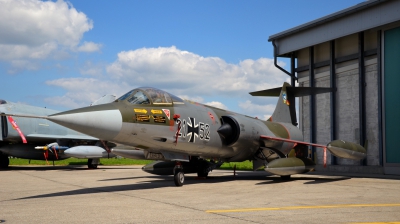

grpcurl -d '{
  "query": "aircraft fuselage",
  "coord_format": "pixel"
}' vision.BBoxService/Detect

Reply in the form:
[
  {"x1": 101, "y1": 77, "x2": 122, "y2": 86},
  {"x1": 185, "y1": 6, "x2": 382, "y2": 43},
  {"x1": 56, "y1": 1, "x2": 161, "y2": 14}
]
[{"x1": 48, "y1": 94, "x2": 303, "y2": 162}]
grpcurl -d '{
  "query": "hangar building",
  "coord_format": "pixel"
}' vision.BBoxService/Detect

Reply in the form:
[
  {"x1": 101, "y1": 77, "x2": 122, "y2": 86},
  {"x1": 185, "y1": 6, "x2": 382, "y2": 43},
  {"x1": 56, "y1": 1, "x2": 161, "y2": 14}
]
[{"x1": 268, "y1": 0, "x2": 400, "y2": 175}]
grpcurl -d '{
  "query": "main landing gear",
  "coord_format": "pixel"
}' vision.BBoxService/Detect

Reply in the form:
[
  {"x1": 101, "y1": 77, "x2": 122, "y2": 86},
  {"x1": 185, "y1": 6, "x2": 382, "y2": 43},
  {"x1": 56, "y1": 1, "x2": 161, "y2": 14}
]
[
  {"x1": 173, "y1": 162, "x2": 184, "y2": 187},
  {"x1": 87, "y1": 159, "x2": 99, "y2": 169},
  {"x1": 171, "y1": 159, "x2": 222, "y2": 186},
  {"x1": 196, "y1": 159, "x2": 211, "y2": 178},
  {"x1": 0, "y1": 154, "x2": 9, "y2": 169}
]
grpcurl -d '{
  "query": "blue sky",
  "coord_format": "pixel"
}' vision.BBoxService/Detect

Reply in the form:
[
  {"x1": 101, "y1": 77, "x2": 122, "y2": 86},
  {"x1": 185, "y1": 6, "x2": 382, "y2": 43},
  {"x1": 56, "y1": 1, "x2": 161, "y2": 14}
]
[{"x1": 1, "y1": 0, "x2": 364, "y2": 120}]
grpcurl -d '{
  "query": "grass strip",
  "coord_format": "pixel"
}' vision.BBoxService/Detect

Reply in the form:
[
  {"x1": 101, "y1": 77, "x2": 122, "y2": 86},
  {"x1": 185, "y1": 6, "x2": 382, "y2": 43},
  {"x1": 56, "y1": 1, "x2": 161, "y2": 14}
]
[
  {"x1": 9, "y1": 157, "x2": 153, "y2": 166},
  {"x1": 9, "y1": 158, "x2": 258, "y2": 170}
]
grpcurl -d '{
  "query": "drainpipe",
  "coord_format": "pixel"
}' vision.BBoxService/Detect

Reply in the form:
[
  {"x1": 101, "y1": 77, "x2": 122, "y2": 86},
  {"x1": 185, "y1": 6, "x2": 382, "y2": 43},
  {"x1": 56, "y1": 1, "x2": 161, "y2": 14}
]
[{"x1": 272, "y1": 40, "x2": 298, "y2": 82}]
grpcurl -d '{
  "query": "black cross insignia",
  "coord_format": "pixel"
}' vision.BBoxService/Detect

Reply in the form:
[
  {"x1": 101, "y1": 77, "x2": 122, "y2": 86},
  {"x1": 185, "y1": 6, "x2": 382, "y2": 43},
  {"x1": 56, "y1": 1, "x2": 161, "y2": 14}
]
[{"x1": 186, "y1": 117, "x2": 199, "y2": 142}]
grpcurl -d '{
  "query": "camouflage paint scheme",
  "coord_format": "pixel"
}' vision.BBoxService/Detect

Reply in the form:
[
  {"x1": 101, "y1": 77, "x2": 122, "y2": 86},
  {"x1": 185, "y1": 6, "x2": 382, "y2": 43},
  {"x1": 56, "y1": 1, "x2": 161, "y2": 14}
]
[{"x1": 2, "y1": 83, "x2": 366, "y2": 186}]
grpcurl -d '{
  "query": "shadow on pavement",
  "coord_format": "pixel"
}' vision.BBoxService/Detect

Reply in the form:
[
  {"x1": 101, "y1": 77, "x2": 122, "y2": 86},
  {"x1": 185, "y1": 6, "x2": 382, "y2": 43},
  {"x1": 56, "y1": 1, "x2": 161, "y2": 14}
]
[
  {"x1": 12, "y1": 172, "x2": 351, "y2": 201},
  {"x1": 0, "y1": 165, "x2": 142, "y2": 171}
]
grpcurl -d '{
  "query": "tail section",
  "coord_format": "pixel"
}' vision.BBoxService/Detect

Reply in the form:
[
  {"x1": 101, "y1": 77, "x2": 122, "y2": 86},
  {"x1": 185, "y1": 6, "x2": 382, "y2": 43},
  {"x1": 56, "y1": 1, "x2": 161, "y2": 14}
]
[
  {"x1": 250, "y1": 83, "x2": 295, "y2": 124},
  {"x1": 250, "y1": 82, "x2": 334, "y2": 125}
]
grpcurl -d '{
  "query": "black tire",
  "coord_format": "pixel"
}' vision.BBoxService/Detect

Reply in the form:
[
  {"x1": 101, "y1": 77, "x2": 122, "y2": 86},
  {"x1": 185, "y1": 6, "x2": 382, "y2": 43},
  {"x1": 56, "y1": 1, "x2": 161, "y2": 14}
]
[
  {"x1": 87, "y1": 159, "x2": 96, "y2": 169},
  {"x1": 197, "y1": 169, "x2": 209, "y2": 178},
  {"x1": 0, "y1": 155, "x2": 9, "y2": 169},
  {"x1": 196, "y1": 159, "x2": 210, "y2": 178},
  {"x1": 87, "y1": 159, "x2": 92, "y2": 168},
  {"x1": 280, "y1": 175, "x2": 291, "y2": 180},
  {"x1": 174, "y1": 171, "x2": 184, "y2": 186}
]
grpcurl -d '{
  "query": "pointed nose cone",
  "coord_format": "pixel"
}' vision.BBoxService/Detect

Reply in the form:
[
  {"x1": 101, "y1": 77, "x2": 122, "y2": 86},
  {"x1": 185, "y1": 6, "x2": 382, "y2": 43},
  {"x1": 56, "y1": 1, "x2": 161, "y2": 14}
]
[
  {"x1": 217, "y1": 123, "x2": 233, "y2": 140},
  {"x1": 48, "y1": 103, "x2": 122, "y2": 140}
]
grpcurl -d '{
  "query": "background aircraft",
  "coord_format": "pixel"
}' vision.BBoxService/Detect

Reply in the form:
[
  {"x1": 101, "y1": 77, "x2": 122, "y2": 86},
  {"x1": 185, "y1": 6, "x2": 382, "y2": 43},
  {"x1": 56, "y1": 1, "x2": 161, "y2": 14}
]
[
  {"x1": 0, "y1": 95, "x2": 117, "y2": 169},
  {"x1": 3, "y1": 83, "x2": 366, "y2": 186}
]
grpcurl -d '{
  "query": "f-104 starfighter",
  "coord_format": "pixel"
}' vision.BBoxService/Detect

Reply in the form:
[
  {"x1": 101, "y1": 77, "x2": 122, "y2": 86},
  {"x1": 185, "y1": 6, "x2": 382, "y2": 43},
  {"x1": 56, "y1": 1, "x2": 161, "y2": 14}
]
[{"x1": 3, "y1": 83, "x2": 366, "y2": 186}]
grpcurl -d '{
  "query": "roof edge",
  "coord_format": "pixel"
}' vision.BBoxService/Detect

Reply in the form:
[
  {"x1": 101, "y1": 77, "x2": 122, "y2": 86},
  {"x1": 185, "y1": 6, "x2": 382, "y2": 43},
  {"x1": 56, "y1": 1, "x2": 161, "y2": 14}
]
[{"x1": 268, "y1": 0, "x2": 385, "y2": 42}]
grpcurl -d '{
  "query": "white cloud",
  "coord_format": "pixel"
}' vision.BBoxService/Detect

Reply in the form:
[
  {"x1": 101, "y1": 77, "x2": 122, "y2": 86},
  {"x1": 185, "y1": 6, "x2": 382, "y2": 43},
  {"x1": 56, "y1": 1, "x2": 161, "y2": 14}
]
[
  {"x1": 238, "y1": 100, "x2": 276, "y2": 120},
  {"x1": 106, "y1": 46, "x2": 288, "y2": 96},
  {"x1": 0, "y1": 42, "x2": 58, "y2": 60},
  {"x1": 77, "y1": 41, "x2": 102, "y2": 53},
  {"x1": 8, "y1": 60, "x2": 40, "y2": 73},
  {"x1": 45, "y1": 46, "x2": 290, "y2": 110},
  {"x1": 44, "y1": 95, "x2": 84, "y2": 109},
  {"x1": 178, "y1": 95, "x2": 204, "y2": 103},
  {"x1": 176, "y1": 95, "x2": 228, "y2": 110},
  {"x1": 79, "y1": 61, "x2": 105, "y2": 76},
  {"x1": 0, "y1": 0, "x2": 100, "y2": 71},
  {"x1": 0, "y1": 0, "x2": 92, "y2": 48},
  {"x1": 45, "y1": 78, "x2": 131, "y2": 108},
  {"x1": 205, "y1": 101, "x2": 228, "y2": 110}
]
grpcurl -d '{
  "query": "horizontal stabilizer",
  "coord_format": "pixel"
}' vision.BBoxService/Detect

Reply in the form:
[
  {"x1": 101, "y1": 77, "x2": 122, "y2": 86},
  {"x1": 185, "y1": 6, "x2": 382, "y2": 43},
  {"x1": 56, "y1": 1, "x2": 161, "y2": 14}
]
[
  {"x1": 250, "y1": 86, "x2": 334, "y2": 97},
  {"x1": 260, "y1": 135, "x2": 367, "y2": 161}
]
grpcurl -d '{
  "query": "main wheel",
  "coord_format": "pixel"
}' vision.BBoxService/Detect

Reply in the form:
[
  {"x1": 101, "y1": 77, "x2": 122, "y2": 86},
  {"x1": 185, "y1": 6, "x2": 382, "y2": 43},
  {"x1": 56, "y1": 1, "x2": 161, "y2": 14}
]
[
  {"x1": 280, "y1": 175, "x2": 291, "y2": 180},
  {"x1": 174, "y1": 171, "x2": 184, "y2": 186},
  {"x1": 196, "y1": 159, "x2": 210, "y2": 178},
  {"x1": 197, "y1": 169, "x2": 209, "y2": 178},
  {"x1": 87, "y1": 159, "x2": 98, "y2": 169}
]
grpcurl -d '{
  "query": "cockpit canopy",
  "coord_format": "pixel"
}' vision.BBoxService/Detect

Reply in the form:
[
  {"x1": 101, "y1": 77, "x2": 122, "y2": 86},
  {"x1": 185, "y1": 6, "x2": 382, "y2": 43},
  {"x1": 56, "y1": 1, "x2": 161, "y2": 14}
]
[
  {"x1": 0, "y1": 99, "x2": 7, "y2": 104},
  {"x1": 117, "y1": 87, "x2": 184, "y2": 105}
]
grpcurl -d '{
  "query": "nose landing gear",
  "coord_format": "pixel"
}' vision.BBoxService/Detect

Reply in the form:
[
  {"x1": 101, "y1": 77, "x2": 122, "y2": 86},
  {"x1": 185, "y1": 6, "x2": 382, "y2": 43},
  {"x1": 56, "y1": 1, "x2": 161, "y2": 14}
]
[{"x1": 173, "y1": 162, "x2": 184, "y2": 186}]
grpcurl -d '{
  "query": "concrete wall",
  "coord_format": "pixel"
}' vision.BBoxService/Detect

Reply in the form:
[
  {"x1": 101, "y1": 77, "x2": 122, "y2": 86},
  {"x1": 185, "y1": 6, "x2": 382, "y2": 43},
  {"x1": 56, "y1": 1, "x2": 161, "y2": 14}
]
[
  {"x1": 297, "y1": 48, "x2": 309, "y2": 68},
  {"x1": 297, "y1": 32, "x2": 380, "y2": 166},
  {"x1": 365, "y1": 61, "x2": 380, "y2": 166},
  {"x1": 336, "y1": 34, "x2": 358, "y2": 58},
  {"x1": 315, "y1": 42, "x2": 330, "y2": 63},
  {"x1": 365, "y1": 29, "x2": 377, "y2": 51}
]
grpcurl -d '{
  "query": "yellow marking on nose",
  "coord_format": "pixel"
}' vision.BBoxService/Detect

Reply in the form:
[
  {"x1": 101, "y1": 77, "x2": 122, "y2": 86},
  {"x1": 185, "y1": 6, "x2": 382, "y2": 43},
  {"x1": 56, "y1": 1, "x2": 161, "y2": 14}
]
[
  {"x1": 205, "y1": 203, "x2": 400, "y2": 213},
  {"x1": 134, "y1": 109, "x2": 148, "y2": 114},
  {"x1": 151, "y1": 109, "x2": 162, "y2": 114}
]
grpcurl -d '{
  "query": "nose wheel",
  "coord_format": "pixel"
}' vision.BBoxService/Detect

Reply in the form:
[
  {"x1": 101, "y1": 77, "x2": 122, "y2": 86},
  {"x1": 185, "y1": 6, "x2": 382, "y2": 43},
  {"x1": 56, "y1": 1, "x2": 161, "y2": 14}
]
[
  {"x1": 174, "y1": 170, "x2": 184, "y2": 186},
  {"x1": 173, "y1": 162, "x2": 184, "y2": 187}
]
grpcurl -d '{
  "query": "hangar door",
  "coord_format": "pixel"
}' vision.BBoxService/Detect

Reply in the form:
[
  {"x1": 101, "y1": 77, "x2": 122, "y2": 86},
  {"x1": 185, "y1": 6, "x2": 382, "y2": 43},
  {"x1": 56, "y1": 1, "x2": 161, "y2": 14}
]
[{"x1": 384, "y1": 26, "x2": 400, "y2": 168}]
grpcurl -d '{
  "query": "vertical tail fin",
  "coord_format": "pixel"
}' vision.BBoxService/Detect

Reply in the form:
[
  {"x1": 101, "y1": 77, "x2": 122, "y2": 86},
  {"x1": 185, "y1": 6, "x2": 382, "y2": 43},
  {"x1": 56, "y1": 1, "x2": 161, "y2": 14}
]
[
  {"x1": 250, "y1": 82, "x2": 334, "y2": 125},
  {"x1": 273, "y1": 82, "x2": 297, "y2": 124}
]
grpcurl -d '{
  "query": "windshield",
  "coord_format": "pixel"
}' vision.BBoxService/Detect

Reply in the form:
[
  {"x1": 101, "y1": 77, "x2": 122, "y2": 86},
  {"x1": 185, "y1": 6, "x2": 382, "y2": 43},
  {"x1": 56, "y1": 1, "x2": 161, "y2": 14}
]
[
  {"x1": 142, "y1": 88, "x2": 172, "y2": 104},
  {"x1": 117, "y1": 87, "x2": 184, "y2": 105},
  {"x1": 118, "y1": 90, "x2": 135, "y2": 101},
  {"x1": 126, "y1": 91, "x2": 150, "y2": 104}
]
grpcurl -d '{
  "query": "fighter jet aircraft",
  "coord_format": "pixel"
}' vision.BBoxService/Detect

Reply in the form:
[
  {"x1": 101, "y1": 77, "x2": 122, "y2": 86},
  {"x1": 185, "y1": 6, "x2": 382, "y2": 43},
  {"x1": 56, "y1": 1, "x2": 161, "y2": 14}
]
[
  {"x1": 2, "y1": 83, "x2": 366, "y2": 186},
  {"x1": 0, "y1": 95, "x2": 117, "y2": 169}
]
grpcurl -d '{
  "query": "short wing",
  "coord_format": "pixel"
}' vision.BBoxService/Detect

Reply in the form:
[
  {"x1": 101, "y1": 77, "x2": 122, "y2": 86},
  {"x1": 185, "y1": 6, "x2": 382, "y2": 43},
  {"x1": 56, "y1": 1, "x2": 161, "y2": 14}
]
[
  {"x1": 260, "y1": 135, "x2": 366, "y2": 161},
  {"x1": 27, "y1": 134, "x2": 98, "y2": 141}
]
